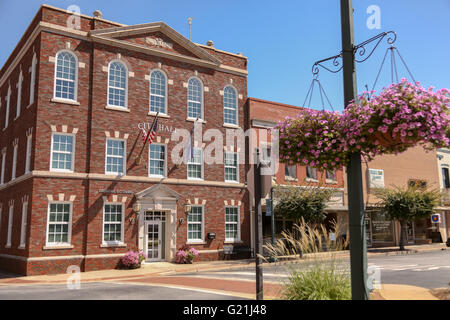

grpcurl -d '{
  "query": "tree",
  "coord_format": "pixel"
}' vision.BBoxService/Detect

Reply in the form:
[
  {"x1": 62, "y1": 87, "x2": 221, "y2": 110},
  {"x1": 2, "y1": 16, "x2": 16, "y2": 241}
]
[
  {"x1": 274, "y1": 185, "x2": 334, "y2": 224},
  {"x1": 374, "y1": 185, "x2": 441, "y2": 251}
]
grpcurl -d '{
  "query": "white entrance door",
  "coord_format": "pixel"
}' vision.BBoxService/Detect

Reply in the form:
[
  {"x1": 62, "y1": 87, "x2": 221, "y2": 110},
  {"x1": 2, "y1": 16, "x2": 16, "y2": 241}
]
[{"x1": 146, "y1": 221, "x2": 162, "y2": 261}]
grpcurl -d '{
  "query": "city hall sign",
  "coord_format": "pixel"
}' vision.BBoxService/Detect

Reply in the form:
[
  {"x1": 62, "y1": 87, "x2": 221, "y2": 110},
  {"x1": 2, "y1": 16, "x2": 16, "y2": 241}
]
[{"x1": 137, "y1": 122, "x2": 177, "y2": 133}]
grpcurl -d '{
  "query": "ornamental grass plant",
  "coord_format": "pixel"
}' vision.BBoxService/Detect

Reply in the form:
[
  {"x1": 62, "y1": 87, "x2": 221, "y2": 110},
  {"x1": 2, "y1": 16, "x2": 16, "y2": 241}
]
[{"x1": 262, "y1": 218, "x2": 351, "y2": 300}]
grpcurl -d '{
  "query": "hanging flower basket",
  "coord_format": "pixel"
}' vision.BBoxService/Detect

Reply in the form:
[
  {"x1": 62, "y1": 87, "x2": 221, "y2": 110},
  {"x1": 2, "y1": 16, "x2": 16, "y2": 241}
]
[
  {"x1": 276, "y1": 109, "x2": 348, "y2": 171},
  {"x1": 277, "y1": 79, "x2": 449, "y2": 171},
  {"x1": 342, "y1": 79, "x2": 450, "y2": 158}
]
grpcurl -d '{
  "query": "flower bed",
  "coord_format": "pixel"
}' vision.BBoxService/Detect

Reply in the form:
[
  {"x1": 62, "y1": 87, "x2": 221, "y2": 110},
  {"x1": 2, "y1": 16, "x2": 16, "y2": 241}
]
[
  {"x1": 121, "y1": 250, "x2": 147, "y2": 269},
  {"x1": 277, "y1": 79, "x2": 450, "y2": 169},
  {"x1": 175, "y1": 245, "x2": 199, "y2": 264}
]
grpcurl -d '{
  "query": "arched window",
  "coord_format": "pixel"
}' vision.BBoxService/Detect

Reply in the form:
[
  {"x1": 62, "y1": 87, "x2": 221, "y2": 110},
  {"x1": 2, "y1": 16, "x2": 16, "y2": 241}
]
[
  {"x1": 107, "y1": 61, "x2": 127, "y2": 108},
  {"x1": 149, "y1": 70, "x2": 167, "y2": 114},
  {"x1": 224, "y1": 86, "x2": 237, "y2": 125},
  {"x1": 54, "y1": 51, "x2": 77, "y2": 101},
  {"x1": 187, "y1": 77, "x2": 203, "y2": 119}
]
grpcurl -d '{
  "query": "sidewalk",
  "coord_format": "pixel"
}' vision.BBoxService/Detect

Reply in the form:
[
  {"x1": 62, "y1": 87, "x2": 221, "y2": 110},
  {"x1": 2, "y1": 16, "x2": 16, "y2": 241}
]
[{"x1": 0, "y1": 243, "x2": 446, "y2": 300}]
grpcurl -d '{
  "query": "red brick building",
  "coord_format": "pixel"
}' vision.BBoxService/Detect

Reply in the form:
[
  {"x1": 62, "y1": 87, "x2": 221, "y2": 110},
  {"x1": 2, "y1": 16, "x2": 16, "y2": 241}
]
[
  {"x1": 244, "y1": 98, "x2": 347, "y2": 243},
  {"x1": 0, "y1": 5, "x2": 250, "y2": 275}
]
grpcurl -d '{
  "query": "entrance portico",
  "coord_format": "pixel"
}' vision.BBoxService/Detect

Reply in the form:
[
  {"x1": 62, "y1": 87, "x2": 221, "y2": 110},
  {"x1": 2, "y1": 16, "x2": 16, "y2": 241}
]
[{"x1": 135, "y1": 184, "x2": 182, "y2": 262}]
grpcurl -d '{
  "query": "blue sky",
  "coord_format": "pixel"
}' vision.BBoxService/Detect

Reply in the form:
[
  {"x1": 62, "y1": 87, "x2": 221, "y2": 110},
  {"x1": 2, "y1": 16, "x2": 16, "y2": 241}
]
[{"x1": 0, "y1": 0, "x2": 449, "y2": 110}]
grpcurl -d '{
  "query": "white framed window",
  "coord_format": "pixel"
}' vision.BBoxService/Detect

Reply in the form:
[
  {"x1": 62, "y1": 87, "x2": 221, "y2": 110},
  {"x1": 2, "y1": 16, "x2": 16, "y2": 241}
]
[
  {"x1": 187, "y1": 148, "x2": 203, "y2": 180},
  {"x1": 149, "y1": 143, "x2": 166, "y2": 178},
  {"x1": 16, "y1": 70, "x2": 23, "y2": 119},
  {"x1": 187, "y1": 205, "x2": 204, "y2": 242},
  {"x1": 102, "y1": 203, "x2": 124, "y2": 244},
  {"x1": 1, "y1": 150, "x2": 6, "y2": 185},
  {"x1": 4, "y1": 85, "x2": 11, "y2": 128},
  {"x1": 285, "y1": 165, "x2": 297, "y2": 180},
  {"x1": 187, "y1": 77, "x2": 203, "y2": 120},
  {"x1": 25, "y1": 134, "x2": 32, "y2": 173},
  {"x1": 223, "y1": 85, "x2": 238, "y2": 125},
  {"x1": 225, "y1": 152, "x2": 238, "y2": 182},
  {"x1": 46, "y1": 202, "x2": 72, "y2": 246},
  {"x1": 11, "y1": 144, "x2": 17, "y2": 180},
  {"x1": 54, "y1": 50, "x2": 78, "y2": 101},
  {"x1": 306, "y1": 166, "x2": 318, "y2": 180},
  {"x1": 19, "y1": 201, "x2": 28, "y2": 248},
  {"x1": 326, "y1": 170, "x2": 337, "y2": 182},
  {"x1": 105, "y1": 138, "x2": 126, "y2": 175},
  {"x1": 225, "y1": 206, "x2": 240, "y2": 242},
  {"x1": 107, "y1": 61, "x2": 128, "y2": 108},
  {"x1": 149, "y1": 69, "x2": 167, "y2": 114},
  {"x1": 29, "y1": 52, "x2": 37, "y2": 105},
  {"x1": 6, "y1": 203, "x2": 13, "y2": 247},
  {"x1": 50, "y1": 133, "x2": 75, "y2": 172}
]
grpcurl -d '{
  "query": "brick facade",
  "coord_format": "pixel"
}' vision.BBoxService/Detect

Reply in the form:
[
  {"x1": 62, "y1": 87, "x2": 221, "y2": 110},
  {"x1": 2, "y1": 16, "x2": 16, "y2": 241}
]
[{"x1": 0, "y1": 5, "x2": 250, "y2": 275}]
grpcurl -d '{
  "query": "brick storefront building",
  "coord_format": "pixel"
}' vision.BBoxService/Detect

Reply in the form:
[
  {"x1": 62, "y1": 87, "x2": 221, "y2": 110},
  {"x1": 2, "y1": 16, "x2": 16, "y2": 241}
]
[
  {"x1": 244, "y1": 98, "x2": 347, "y2": 244},
  {"x1": 0, "y1": 5, "x2": 250, "y2": 275}
]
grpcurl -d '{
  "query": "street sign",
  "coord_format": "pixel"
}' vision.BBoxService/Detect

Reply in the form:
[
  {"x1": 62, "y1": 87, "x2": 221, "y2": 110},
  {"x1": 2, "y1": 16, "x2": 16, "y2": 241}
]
[
  {"x1": 431, "y1": 214, "x2": 441, "y2": 223},
  {"x1": 265, "y1": 199, "x2": 272, "y2": 216}
]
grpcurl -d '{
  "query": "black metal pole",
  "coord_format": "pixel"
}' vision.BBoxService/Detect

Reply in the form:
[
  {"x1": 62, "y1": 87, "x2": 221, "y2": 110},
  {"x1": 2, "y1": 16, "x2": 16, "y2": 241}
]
[
  {"x1": 254, "y1": 149, "x2": 263, "y2": 300},
  {"x1": 340, "y1": 0, "x2": 369, "y2": 300},
  {"x1": 270, "y1": 187, "x2": 275, "y2": 246}
]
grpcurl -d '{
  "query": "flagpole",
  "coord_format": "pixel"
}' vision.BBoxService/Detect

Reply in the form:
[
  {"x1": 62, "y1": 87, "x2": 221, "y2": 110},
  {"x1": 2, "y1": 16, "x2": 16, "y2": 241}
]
[{"x1": 135, "y1": 111, "x2": 159, "y2": 165}]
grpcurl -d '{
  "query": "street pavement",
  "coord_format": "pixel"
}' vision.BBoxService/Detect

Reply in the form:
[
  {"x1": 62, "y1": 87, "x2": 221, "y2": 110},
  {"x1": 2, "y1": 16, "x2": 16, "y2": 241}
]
[{"x1": 0, "y1": 249, "x2": 447, "y2": 300}]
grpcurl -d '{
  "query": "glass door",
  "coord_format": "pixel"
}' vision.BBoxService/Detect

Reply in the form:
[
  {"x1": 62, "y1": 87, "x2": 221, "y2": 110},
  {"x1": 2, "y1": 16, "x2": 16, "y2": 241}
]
[
  {"x1": 406, "y1": 221, "x2": 415, "y2": 244},
  {"x1": 146, "y1": 221, "x2": 161, "y2": 261}
]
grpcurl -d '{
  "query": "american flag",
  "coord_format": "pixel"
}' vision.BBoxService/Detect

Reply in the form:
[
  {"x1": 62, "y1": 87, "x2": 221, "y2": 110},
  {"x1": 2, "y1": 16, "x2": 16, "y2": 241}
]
[{"x1": 142, "y1": 118, "x2": 158, "y2": 144}]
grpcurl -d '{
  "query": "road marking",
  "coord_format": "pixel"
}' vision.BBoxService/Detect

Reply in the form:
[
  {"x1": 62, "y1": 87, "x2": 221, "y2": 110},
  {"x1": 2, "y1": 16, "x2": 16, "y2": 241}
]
[{"x1": 205, "y1": 271, "x2": 290, "y2": 278}]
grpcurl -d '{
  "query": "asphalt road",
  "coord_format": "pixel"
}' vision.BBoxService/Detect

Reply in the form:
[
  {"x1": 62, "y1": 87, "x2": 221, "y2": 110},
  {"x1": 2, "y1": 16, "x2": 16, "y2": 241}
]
[
  {"x1": 0, "y1": 250, "x2": 447, "y2": 299},
  {"x1": 0, "y1": 282, "x2": 248, "y2": 300},
  {"x1": 178, "y1": 250, "x2": 450, "y2": 289}
]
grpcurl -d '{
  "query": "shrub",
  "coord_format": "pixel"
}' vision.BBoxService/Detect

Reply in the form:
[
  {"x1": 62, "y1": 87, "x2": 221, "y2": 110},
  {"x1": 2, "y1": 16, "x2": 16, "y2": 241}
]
[
  {"x1": 175, "y1": 245, "x2": 199, "y2": 264},
  {"x1": 282, "y1": 261, "x2": 351, "y2": 300},
  {"x1": 121, "y1": 250, "x2": 146, "y2": 269}
]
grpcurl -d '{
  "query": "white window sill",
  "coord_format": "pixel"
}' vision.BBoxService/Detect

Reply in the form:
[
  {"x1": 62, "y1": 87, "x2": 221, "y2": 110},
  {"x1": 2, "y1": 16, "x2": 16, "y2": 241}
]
[
  {"x1": 5, "y1": 245, "x2": 11, "y2": 248},
  {"x1": 225, "y1": 180, "x2": 239, "y2": 184},
  {"x1": 285, "y1": 177, "x2": 298, "y2": 182},
  {"x1": 305, "y1": 178, "x2": 319, "y2": 183},
  {"x1": 105, "y1": 172, "x2": 126, "y2": 177},
  {"x1": 149, "y1": 175, "x2": 166, "y2": 179},
  {"x1": 100, "y1": 243, "x2": 127, "y2": 248},
  {"x1": 50, "y1": 169, "x2": 74, "y2": 173},
  {"x1": 224, "y1": 240, "x2": 243, "y2": 244},
  {"x1": 187, "y1": 240, "x2": 207, "y2": 245},
  {"x1": 326, "y1": 179, "x2": 338, "y2": 184},
  {"x1": 43, "y1": 245, "x2": 74, "y2": 250},
  {"x1": 105, "y1": 105, "x2": 130, "y2": 112},
  {"x1": 51, "y1": 98, "x2": 80, "y2": 106},
  {"x1": 223, "y1": 123, "x2": 240, "y2": 129},
  {"x1": 148, "y1": 112, "x2": 169, "y2": 118},
  {"x1": 186, "y1": 118, "x2": 206, "y2": 124},
  {"x1": 18, "y1": 245, "x2": 25, "y2": 250},
  {"x1": 187, "y1": 178, "x2": 204, "y2": 181}
]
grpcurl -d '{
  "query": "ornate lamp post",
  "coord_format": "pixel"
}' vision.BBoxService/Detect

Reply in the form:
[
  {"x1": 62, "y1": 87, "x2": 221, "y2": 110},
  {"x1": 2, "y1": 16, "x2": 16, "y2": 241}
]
[{"x1": 311, "y1": 0, "x2": 398, "y2": 299}]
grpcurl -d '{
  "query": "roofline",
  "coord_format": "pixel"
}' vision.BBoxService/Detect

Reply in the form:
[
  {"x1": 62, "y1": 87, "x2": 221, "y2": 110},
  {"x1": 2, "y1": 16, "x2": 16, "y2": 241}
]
[
  {"x1": 195, "y1": 43, "x2": 248, "y2": 60},
  {"x1": 41, "y1": 4, "x2": 126, "y2": 27},
  {"x1": 246, "y1": 97, "x2": 304, "y2": 111}
]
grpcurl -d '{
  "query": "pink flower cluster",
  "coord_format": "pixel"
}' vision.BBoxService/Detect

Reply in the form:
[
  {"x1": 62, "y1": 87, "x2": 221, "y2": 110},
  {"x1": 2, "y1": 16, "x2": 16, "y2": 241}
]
[
  {"x1": 342, "y1": 79, "x2": 449, "y2": 158},
  {"x1": 121, "y1": 250, "x2": 146, "y2": 269},
  {"x1": 277, "y1": 79, "x2": 449, "y2": 170},
  {"x1": 276, "y1": 108, "x2": 348, "y2": 171},
  {"x1": 175, "y1": 246, "x2": 199, "y2": 264}
]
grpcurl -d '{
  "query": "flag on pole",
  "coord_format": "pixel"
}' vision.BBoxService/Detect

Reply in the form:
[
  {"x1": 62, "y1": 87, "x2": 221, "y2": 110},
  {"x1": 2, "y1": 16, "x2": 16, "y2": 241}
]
[
  {"x1": 142, "y1": 118, "x2": 159, "y2": 145},
  {"x1": 184, "y1": 125, "x2": 194, "y2": 163}
]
